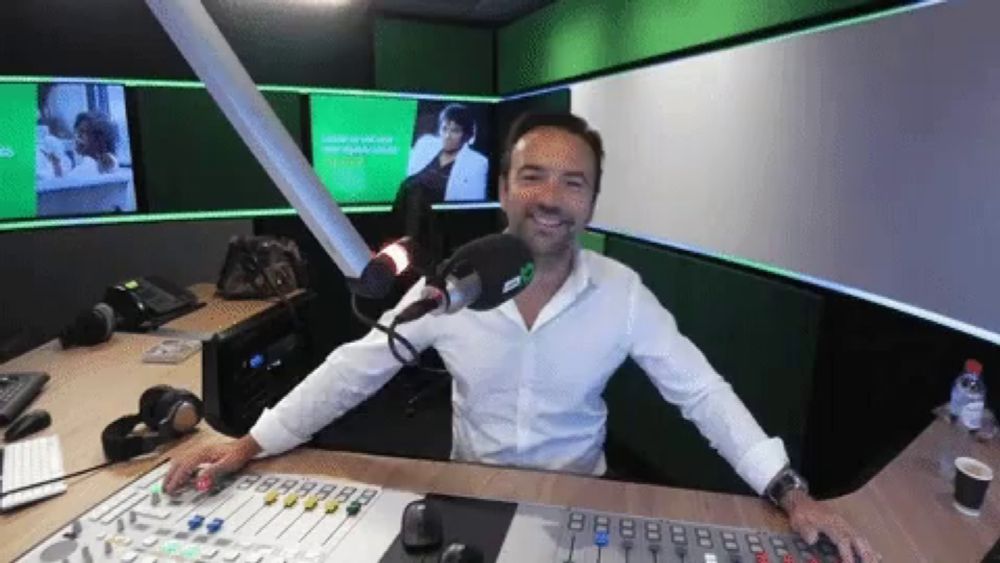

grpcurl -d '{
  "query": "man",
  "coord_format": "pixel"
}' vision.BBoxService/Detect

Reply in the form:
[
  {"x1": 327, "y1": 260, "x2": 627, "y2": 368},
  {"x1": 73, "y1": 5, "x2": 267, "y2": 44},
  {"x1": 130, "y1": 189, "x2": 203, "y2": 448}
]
[{"x1": 166, "y1": 113, "x2": 878, "y2": 562}]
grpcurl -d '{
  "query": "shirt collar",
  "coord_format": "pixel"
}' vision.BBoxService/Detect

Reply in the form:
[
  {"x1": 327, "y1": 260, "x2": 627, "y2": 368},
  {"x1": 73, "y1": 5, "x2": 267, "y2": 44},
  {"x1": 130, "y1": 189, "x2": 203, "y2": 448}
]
[{"x1": 497, "y1": 245, "x2": 599, "y2": 331}]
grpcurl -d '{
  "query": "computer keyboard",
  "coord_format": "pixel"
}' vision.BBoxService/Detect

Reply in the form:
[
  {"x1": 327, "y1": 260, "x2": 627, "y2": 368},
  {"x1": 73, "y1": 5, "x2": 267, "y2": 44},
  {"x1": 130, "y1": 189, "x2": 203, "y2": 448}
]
[
  {"x1": 0, "y1": 371, "x2": 49, "y2": 425},
  {"x1": 0, "y1": 435, "x2": 66, "y2": 511}
]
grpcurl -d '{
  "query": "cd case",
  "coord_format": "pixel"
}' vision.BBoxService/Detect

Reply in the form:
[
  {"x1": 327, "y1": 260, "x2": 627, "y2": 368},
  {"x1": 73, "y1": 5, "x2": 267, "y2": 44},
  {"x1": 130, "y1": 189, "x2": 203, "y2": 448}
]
[{"x1": 142, "y1": 339, "x2": 202, "y2": 364}]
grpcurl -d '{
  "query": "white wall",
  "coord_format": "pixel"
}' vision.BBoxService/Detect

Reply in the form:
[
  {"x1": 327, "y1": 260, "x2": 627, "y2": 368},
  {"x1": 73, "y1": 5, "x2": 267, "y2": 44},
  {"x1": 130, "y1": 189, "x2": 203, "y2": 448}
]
[{"x1": 572, "y1": 0, "x2": 1000, "y2": 336}]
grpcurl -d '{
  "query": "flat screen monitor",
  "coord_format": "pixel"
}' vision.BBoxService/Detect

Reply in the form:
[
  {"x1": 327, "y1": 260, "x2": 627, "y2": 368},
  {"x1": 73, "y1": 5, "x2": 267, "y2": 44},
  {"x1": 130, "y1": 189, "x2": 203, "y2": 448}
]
[
  {"x1": 309, "y1": 94, "x2": 492, "y2": 205},
  {"x1": 0, "y1": 81, "x2": 137, "y2": 220}
]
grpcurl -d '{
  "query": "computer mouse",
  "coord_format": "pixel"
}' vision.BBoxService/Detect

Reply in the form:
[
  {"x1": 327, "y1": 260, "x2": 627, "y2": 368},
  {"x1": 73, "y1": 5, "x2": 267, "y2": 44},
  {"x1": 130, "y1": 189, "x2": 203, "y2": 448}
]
[
  {"x1": 439, "y1": 543, "x2": 484, "y2": 563},
  {"x1": 401, "y1": 499, "x2": 443, "y2": 551},
  {"x1": 4, "y1": 409, "x2": 52, "y2": 441}
]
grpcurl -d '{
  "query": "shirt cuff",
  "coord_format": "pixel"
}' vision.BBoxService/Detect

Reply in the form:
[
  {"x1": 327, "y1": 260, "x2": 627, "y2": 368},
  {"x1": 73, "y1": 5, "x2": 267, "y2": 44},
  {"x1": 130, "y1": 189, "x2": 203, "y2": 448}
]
[
  {"x1": 734, "y1": 437, "x2": 790, "y2": 495},
  {"x1": 249, "y1": 407, "x2": 309, "y2": 456}
]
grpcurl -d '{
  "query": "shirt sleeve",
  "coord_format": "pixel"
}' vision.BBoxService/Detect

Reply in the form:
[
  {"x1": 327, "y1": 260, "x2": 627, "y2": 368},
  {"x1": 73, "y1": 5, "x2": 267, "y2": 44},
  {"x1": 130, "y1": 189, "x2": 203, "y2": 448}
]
[
  {"x1": 626, "y1": 276, "x2": 789, "y2": 495},
  {"x1": 250, "y1": 279, "x2": 438, "y2": 455}
]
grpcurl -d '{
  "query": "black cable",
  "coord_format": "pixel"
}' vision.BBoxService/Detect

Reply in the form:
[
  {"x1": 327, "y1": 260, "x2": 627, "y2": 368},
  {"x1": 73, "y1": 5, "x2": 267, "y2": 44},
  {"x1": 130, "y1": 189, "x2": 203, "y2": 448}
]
[
  {"x1": 350, "y1": 293, "x2": 420, "y2": 367},
  {"x1": 0, "y1": 460, "x2": 116, "y2": 498},
  {"x1": 388, "y1": 317, "x2": 448, "y2": 376},
  {"x1": 349, "y1": 294, "x2": 448, "y2": 375}
]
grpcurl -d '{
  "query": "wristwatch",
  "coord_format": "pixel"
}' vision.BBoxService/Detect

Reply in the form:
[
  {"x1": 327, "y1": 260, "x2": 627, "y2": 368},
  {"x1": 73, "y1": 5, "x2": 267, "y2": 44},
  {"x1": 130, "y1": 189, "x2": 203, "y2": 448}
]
[{"x1": 764, "y1": 465, "x2": 809, "y2": 507}]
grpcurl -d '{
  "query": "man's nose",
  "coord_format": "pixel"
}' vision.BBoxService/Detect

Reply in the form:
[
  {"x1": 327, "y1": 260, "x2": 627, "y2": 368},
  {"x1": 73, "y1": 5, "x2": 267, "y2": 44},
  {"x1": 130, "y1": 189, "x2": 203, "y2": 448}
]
[{"x1": 534, "y1": 176, "x2": 562, "y2": 205}]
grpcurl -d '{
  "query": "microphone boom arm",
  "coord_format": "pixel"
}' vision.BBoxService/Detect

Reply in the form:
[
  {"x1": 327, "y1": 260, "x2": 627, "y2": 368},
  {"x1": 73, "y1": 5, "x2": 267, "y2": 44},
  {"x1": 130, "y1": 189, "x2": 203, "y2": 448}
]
[{"x1": 144, "y1": 0, "x2": 371, "y2": 280}]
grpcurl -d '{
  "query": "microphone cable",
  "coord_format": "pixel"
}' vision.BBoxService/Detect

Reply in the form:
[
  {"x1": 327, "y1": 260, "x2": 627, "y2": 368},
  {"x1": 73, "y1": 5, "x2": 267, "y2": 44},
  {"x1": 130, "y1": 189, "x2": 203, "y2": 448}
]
[{"x1": 349, "y1": 293, "x2": 447, "y2": 375}]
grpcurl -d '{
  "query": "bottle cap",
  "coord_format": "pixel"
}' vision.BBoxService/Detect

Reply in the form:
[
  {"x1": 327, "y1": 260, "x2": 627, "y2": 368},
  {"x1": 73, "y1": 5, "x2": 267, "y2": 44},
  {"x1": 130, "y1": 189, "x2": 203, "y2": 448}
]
[{"x1": 965, "y1": 359, "x2": 983, "y2": 375}]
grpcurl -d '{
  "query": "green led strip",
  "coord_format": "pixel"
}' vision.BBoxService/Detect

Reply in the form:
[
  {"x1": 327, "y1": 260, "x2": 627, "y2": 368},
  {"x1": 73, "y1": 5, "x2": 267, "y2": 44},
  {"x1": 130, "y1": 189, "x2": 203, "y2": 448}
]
[
  {"x1": 0, "y1": 75, "x2": 500, "y2": 103},
  {"x1": 0, "y1": 202, "x2": 499, "y2": 232},
  {"x1": 0, "y1": 1, "x2": 935, "y2": 232}
]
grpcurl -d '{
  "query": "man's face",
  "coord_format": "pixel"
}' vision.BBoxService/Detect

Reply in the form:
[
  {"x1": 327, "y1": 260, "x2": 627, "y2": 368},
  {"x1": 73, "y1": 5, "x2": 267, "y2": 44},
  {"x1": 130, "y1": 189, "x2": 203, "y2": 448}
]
[
  {"x1": 440, "y1": 120, "x2": 466, "y2": 153},
  {"x1": 500, "y1": 127, "x2": 597, "y2": 260}
]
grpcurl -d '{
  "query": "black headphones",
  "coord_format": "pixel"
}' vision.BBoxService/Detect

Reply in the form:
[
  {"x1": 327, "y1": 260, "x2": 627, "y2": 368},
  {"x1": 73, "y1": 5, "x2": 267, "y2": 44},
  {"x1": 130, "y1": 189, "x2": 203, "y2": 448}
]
[
  {"x1": 101, "y1": 385, "x2": 204, "y2": 462},
  {"x1": 60, "y1": 302, "x2": 118, "y2": 348}
]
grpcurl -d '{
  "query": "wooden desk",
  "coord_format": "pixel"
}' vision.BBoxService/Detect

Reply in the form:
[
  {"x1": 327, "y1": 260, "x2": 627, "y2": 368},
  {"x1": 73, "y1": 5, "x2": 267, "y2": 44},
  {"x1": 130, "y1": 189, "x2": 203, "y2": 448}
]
[
  {"x1": 158, "y1": 283, "x2": 304, "y2": 338},
  {"x1": 2, "y1": 307, "x2": 998, "y2": 561}
]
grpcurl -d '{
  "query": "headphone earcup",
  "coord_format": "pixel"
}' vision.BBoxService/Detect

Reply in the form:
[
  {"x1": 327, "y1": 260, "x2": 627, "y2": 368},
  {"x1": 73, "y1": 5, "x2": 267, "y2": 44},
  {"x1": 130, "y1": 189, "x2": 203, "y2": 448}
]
[
  {"x1": 103, "y1": 386, "x2": 203, "y2": 463},
  {"x1": 167, "y1": 390, "x2": 204, "y2": 435},
  {"x1": 145, "y1": 386, "x2": 204, "y2": 436},
  {"x1": 59, "y1": 303, "x2": 116, "y2": 348},
  {"x1": 139, "y1": 384, "x2": 173, "y2": 429}
]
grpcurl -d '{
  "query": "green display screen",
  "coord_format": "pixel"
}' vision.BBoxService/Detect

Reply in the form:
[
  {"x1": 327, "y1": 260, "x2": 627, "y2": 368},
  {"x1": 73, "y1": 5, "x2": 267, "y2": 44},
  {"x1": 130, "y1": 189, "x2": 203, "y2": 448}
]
[
  {"x1": 0, "y1": 83, "x2": 40, "y2": 219},
  {"x1": 0, "y1": 80, "x2": 138, "y2": 222},
  {"x1": 311, "y1": 95, "x2": 418, "y2": 204},
  {"x1": 310, "y1": 94, "x2": 493, "y2": 204}
]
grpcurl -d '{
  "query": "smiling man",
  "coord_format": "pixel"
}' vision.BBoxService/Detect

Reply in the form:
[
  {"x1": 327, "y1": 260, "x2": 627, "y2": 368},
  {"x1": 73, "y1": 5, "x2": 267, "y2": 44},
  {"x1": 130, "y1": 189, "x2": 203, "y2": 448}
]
[{"x1": 166, "y1": 112, "x2": 878, "y2": 563}]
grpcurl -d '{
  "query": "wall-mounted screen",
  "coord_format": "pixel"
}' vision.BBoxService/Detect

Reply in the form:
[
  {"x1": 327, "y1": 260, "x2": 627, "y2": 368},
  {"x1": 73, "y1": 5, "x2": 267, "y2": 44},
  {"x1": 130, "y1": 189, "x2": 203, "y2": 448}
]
[
  {"x1": 310, "y1": 94, "x2": 492, "y2": 204},
  {"x1": 0, "y1": 81, "x2": 137, "y2": 220}
]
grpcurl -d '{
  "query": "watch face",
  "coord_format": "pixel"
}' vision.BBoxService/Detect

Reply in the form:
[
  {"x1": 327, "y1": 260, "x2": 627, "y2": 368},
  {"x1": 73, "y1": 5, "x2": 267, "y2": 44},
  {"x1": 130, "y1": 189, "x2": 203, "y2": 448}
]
[{"x1": 767, "y1": 469, "x2": 807, "y2": 504}]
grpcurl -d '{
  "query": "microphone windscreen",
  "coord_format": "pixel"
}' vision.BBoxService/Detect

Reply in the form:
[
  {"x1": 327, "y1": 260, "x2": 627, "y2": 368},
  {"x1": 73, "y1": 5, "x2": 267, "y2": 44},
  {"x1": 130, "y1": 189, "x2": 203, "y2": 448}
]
[{"x1": 441, "y1": 233, "x2": 534, "y2": 311}]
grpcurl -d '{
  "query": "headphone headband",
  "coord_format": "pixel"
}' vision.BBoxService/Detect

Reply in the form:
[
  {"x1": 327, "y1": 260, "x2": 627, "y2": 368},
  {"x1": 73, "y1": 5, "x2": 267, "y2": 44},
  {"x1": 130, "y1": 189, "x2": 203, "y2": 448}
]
[{"x1": 101, "y1": 386, "x2": 202, "y2": 462}]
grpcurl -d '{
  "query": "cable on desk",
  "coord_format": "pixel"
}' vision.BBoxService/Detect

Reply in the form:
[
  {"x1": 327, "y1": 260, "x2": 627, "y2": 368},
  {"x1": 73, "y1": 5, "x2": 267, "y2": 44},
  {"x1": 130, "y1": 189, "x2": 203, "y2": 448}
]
[{"x1": 0, "y1": 460, "x2": 116, "y2": 498}]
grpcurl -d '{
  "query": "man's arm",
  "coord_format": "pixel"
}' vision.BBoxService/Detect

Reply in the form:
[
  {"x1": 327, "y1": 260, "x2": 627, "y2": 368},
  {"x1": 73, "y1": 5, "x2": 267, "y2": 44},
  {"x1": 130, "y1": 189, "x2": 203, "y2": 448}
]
[
  {"x1": 626, "y1": 278, "x2": 878, "y2": 562},
  {"x1": 164, "y1": 279, "x2": 437, "y2": 492},
  {"x1": 625, "y1": 278, "x2": 788, "y2": 495},
  {"x1": 250, "y1": 279, "x2": 438, "y2": 455}
]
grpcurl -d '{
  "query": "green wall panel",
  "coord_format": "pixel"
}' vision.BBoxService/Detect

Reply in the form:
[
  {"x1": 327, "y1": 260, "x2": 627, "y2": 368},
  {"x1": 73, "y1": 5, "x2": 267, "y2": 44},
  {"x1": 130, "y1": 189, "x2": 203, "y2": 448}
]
[
  {"x1": 375, "y1": 18, "x2": 494, "y2": 95},
  {"x1": 602, "y1": 235, "x2": 823, "y2": 494},
  {"x1": 579, "y1": 230, "x2": 606, "y2": 254},
  {"x1": 498, "y1": 0, "x2": 905, "y2": 93},
  {"x1": 136, "y1": 88, "x2": 301, "y2": 213}
]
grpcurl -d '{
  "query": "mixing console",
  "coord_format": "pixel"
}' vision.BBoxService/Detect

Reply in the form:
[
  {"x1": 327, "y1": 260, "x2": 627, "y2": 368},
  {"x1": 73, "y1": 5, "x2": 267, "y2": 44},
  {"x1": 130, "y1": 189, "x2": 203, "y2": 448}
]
[{"x1": 17, "y1": 464, "x2": 847, "y2": 563}]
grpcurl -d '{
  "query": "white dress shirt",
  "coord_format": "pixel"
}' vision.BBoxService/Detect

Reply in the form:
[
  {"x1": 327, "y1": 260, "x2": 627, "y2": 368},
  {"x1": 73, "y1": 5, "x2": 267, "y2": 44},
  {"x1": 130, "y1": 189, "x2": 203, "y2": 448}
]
[{"x1": 250, "y1": 249, "x2": 789, "y2": 494}]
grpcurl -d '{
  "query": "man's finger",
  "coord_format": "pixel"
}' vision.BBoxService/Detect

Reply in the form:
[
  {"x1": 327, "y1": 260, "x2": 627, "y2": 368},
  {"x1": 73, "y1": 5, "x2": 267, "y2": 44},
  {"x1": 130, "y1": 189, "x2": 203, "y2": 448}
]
[
  {"x1": 165, "y1": 454, "x2": 205, "y2": 493},
  {"x1": 835, "y1": 537, "x2": 855, "y2": 563},
  {"x1": 798, "y1": 523, "x2": 820, "y2": 545},
  {"x1": 163, "y1": 461, "x2": 189, "y2": 494},
  {"x1": 198, "y1": 456, "x2": 237, "y2": 487},
  {"x1": 816, "y1": 524, "x2": 853, "y2": 563},
  {"x1": 853, "y1": 536, "x2": 879, "y2": 563}
]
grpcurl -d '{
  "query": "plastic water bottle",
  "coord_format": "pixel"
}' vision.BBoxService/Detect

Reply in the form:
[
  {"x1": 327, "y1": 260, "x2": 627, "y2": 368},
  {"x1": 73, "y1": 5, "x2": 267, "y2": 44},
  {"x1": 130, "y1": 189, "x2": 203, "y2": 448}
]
[
  {"x1": 940, "y1": 359, "x2": 986, "y2": 478},
  {"x1": 949, "y1": 359, "x2": 986, "y2": 430}
]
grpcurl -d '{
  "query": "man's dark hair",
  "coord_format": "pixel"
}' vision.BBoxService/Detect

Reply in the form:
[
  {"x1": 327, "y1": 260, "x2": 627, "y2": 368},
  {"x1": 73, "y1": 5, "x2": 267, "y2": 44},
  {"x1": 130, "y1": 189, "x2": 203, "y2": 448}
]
[
  {"x1": 500, "y1": 112, "x2": 605, "y2": 198},
  {"x1": 74, "y1": 111, "x2": 119, "y2": 155},
  {"x1": 438, "y1": 103, "x2": 476, "y2": 141}
]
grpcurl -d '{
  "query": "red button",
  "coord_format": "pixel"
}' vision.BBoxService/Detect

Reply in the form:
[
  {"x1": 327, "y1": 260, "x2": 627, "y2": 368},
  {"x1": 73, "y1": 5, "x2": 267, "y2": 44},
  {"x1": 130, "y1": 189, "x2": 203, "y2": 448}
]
[{"x1": 196, "y1": 474, "x2": 213, "y2": 492}]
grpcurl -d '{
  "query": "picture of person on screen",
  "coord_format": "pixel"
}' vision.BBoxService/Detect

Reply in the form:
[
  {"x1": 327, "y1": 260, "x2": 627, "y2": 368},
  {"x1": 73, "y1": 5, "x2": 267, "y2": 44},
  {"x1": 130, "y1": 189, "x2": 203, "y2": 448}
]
[
  {"x1": 405, "y1": 103, "x2": 488, "y2": 203},
  {"x1": 66, "y1": 111, "x2": 120, "y2": 177},
  {"x1": 35, "y1": 116, "x2": 73, "y2": 180}
]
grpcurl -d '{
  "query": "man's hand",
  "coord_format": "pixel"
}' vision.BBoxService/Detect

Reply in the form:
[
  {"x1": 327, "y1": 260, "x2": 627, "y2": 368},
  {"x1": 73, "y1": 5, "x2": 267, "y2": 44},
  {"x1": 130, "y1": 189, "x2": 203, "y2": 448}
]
[
  {"x1": 163, "y1": 435, "x2": 262, "y2": 494},
  {"x1": 780, "y1": 489, "x2": 879, "y2": 562}
]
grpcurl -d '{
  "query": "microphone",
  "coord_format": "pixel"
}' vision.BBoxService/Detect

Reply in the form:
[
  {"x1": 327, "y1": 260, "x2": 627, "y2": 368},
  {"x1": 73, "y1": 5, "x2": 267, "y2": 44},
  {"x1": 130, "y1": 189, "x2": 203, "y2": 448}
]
[{"x1": 395, "y1": 234, "x2": 534, "y2": 324}]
